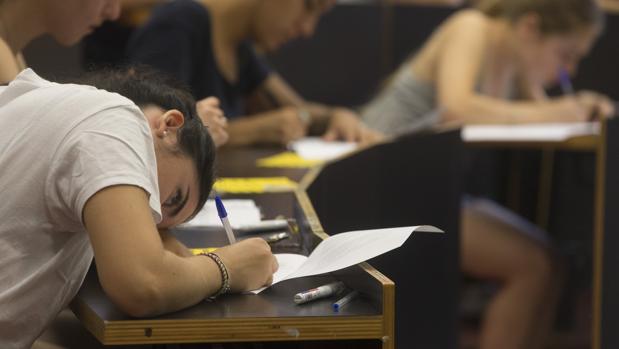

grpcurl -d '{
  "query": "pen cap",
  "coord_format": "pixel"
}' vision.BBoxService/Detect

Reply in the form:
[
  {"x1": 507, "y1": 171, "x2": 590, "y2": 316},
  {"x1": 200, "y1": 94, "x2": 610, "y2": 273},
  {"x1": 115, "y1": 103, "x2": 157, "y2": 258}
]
[
  {"x1": 558, "y1": 67, "x2": 569, "y2": 81},
  {"x1": 215, "y1": 196, "x2": 228, "y2": 218}
]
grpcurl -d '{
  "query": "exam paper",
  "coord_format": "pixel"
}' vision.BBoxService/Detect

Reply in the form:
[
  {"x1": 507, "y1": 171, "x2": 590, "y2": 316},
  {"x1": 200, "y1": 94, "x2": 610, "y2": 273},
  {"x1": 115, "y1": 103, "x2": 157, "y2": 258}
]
[
  {"x1": 290, "y1": 137, "x2": 357, "y2": 161},
  {"x1": 181, "y1": 199, "x2": 261, "y2": 228},
  {"x1": 462, "y1": 122, "x2": 599, "y2": 142},
  {"x1": 251, "y1": 225, "x2": 443, "y2": 293}
]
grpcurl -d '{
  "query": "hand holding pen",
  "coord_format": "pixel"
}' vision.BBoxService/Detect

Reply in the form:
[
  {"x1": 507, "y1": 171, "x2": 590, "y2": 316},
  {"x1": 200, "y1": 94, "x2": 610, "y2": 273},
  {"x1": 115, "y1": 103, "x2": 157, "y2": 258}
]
[
  {"x1": 208, "y1": 196, "x2": 279, "y2": 292},
  {"x1": 575, "y1": 91, "x2": 616, "y2": 121},
  {"x1": 558, "y1": 67, "x2": 615, "y2": 120}
]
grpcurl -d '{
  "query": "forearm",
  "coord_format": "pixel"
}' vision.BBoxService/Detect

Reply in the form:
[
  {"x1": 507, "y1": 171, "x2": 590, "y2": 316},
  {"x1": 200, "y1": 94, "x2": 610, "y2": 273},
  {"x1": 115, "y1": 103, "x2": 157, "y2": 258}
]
[
  {"x1": 147, "y1": 251, "x2": 222, "y2": 314},
  {"x1": 99, "y1": 250, "x2": 222, "y2": 317},
  {"x1": 225, "y1": 116, "x2": 264, "y2": 146},
  {"x1": 85, "y1": 186, "x2": 226, "y2": 318},
  {"x1": 442, "y1": 95, "x2": 569, "y2": 124},
  {"x1": 225, "y1": 111, "x2": 296, "y2": 147},
  {"x1": 304, "y1": 103, "x2": 332, "y2": 134}
]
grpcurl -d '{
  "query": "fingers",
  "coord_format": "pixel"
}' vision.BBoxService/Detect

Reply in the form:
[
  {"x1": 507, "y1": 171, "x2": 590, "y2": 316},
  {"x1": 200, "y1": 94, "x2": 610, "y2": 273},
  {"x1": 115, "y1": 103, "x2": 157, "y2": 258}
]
[
  {"x1": 358, "y1": 127, "x2": 385, "y2": 146},
  {"x1": 262, "y1": 256, "x2": 278, "y2": 287},
  {"x1": 322, "y1": 128, "x2": 337, "y2": 142},
  {"x1": 577, "y1": 91, "x2": 616, "y2": 120},
  {"x1": 272, "y1": 254, "x2": 279, "y2": 273},
  {"x1": 196, "y1": 97, "x2": 229, "y2": 146},
  {"x1": 264, "y1": 275, "x2": 273, "y2": 286},
  {"x1": 202, "y1": 96, "x2": 220, "y2": 107},
  {"x1": 279, "y1": 109, "x2": 307, "y2": 144},
  {"x1": 597, "y1": 96, "x2": 616, "y2": 119}
]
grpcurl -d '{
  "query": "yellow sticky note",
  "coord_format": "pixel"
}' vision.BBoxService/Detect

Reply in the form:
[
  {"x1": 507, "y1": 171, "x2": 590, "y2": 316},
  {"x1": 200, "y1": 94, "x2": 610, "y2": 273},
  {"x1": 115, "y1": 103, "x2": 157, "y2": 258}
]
[
  {"x1": 256, "y1": 152, "x2": 322, "y2": 168},
  {"x1": 213, "y1": 177, "x2": 297, "y2": 194},
  {"x1": 190, "y1": 247, "x2": 218, "y2": 255}
]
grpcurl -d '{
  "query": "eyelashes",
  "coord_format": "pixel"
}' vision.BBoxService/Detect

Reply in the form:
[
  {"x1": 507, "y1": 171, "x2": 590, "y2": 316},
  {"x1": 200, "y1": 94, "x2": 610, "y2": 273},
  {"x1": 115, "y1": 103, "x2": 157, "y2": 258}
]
[{"x1": 163, "y1": 188, "x2": 182, "y2": 208}]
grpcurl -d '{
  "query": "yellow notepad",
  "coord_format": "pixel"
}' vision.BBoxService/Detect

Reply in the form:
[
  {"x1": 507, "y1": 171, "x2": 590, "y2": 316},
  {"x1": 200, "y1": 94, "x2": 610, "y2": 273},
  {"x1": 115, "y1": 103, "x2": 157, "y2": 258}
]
[
  {"x1": 213, "y1": 177, "x2": 297, "y2": 193},
  {"x1": 256, "y1": 152, "x2": 322, "y2": 168}
]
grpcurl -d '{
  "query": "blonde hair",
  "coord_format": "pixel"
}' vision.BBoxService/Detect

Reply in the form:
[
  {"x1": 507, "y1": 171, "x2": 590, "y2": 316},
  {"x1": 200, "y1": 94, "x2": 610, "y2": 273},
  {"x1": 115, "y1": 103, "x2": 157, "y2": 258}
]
[{"x1": 477, "y1": 0, "x2": 604, "y2": 34}]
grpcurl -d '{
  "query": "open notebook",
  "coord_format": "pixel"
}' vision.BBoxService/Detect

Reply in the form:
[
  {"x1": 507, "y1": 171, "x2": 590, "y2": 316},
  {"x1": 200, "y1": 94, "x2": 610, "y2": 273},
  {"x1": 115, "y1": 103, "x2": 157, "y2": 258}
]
[{"x1": 251, "y1": 225, "x2": 443, "y2": 293}]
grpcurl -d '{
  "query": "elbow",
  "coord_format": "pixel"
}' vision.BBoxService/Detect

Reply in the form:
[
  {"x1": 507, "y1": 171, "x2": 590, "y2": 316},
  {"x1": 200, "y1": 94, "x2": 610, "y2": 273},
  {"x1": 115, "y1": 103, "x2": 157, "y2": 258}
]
[
  {"x1": 101, "y1": 275, "x2": 165, "y2": 318},
  {"x1": 441, "y1": 102, "x2": 470, "y2": 124},
  {"x1": 440, "y1": 95, "x2": 485, "y2": 125}
]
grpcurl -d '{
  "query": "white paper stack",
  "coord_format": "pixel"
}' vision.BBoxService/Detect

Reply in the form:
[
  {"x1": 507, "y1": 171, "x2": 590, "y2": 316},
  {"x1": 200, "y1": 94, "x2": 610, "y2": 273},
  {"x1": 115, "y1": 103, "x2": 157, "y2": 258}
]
[
  {"x1": 181, "y1": 199, "x2": 261, "y2": 228},
  {"x1": 462, "y1": 122, "x2": 599, "y2": 143}
]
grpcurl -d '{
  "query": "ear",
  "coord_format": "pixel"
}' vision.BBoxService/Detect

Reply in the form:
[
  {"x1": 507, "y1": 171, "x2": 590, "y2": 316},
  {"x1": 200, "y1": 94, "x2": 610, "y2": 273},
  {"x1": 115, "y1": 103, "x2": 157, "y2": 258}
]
[
  {"x1": 154, "y1": 109, "x2": 185, "y2": 139},
  {"x1": 514, "y1": 12, "x2": 543, "y2": 42}
]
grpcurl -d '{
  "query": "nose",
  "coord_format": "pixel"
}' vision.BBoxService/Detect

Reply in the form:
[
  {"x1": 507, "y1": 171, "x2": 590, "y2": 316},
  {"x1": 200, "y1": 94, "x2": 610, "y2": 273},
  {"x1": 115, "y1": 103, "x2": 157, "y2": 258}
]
[
  {"x1": 298, "y1": 17, "x2": 318, "y2": 39},
  {"x1": 104, "y1": 0, "x2": 122, "y2": 21}
]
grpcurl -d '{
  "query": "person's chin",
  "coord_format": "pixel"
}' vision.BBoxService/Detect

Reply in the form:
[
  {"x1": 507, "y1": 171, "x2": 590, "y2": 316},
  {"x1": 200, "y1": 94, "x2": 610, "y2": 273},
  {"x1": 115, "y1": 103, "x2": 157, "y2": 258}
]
[
  {"x1": 256, "y1": 39, "x2": 281, "y2": 53},
  {"x1": 54, "y1": 33, "x2": 86, "y2": 47}
]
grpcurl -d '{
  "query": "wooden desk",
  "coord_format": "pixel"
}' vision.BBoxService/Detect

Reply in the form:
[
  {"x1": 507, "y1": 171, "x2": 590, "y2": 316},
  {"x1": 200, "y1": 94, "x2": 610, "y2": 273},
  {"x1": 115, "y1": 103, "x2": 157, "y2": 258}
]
[
  {"x1": 593, "y1": 119, "x2": 619, "y2": 349},
  {"x1": 219, "y1": 137, "x2": 461, "y2": 349},
  {"x1": 305, "y1": 130, "x2": 463, "y2": 349},
  {"x1": 71, "y1": 149, "x2": 395, "y2": 348}
]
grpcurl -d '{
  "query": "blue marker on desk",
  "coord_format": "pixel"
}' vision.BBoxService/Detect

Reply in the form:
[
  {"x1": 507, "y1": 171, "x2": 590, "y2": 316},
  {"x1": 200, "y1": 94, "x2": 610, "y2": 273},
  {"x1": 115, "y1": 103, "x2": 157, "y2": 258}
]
[
  {"x1": 558, "y1": 67, "x2": 574, "y2": 95},
  {"x1": 215, "y1": 196, "x2": 236, "y2": 244},
  {"x1": 332, "y1": 290, "x2": 359, "y2": 312}
]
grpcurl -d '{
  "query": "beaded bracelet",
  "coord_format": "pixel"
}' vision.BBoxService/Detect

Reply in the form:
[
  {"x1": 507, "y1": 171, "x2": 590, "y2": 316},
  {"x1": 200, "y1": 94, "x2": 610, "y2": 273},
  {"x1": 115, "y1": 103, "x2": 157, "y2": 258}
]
[{"x1": 200, "y1": 252, "x2": 230, "y2": 300}]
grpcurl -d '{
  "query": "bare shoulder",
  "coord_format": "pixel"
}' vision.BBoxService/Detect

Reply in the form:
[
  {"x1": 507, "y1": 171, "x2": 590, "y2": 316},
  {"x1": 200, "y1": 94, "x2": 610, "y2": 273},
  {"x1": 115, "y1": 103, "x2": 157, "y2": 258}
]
[
  {"x1": 0, "y1": 39, "x2": 21, "y2": 83},
  {"x1": 444, "y1": 9, "x2": 489, "y2": 33}
]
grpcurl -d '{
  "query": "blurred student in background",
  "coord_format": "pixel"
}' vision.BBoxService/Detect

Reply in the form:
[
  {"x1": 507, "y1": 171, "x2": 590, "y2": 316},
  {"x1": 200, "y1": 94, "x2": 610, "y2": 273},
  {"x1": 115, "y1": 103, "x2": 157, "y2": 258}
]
[
  {"x1": 127, "y1": 0, "x2": 382, "y2": 147},
  {"x1": 0, "y1": 0, "x2": 120, "y2": 83},
  {"x1": 362, "y1": 0, "x2": 612, "y2": 348},
  {"x1": 0, "y1": 0, "x2": 229, "y2": 147}
]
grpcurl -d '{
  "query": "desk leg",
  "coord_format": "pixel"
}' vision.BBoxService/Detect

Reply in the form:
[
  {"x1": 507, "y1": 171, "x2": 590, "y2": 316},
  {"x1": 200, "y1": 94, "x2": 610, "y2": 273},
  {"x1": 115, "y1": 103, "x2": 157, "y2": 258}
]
[{"x1": 593, "y1": 119, "x2": 619, "y2": 349}]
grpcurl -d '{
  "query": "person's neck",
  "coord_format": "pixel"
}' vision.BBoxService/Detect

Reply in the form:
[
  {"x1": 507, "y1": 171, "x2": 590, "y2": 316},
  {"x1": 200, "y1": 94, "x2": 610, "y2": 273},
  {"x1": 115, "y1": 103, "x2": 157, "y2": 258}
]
[
  {"x1": 201, "y1": 0, "x2": 254, "y2": 48},
  {"x1": 487, "y1": 19, "x2": 519, "y2": 72},
  {"x1": 0, "y1": 0, "x2": 46, "y2": 54}
]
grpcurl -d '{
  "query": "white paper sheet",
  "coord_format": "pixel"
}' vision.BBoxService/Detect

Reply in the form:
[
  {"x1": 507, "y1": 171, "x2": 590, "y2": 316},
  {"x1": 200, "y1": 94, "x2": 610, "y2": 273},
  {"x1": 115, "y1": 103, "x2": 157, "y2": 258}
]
[
  {"x1": 181, "y1": 199, "x2": 261, "y2": 228},
  {"x1": 462, "y1": 122, "x2": 599, "y2": 143},
  {"x1": 251, "y1": 225, "x2": 443, "y2": 293},
  {"x1": 290, "y1": 137, "x2": 357, "y2": 161}
]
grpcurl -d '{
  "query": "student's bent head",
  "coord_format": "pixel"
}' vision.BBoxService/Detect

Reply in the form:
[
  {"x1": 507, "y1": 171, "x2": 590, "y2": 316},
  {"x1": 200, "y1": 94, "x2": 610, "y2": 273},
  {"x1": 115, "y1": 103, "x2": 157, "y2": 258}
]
[
  {"x1": 78, "y1": 66, "x2": 216, "y2": 228},
  {"x1": 250, "y1": 0, "x2": 335, "y2": 51},
  {"x1": 42, "y1": 0, "x2": 121, "y2": 45},
  {"x1": 478, "y1": 0, "x2": 604, "y2": 87}
]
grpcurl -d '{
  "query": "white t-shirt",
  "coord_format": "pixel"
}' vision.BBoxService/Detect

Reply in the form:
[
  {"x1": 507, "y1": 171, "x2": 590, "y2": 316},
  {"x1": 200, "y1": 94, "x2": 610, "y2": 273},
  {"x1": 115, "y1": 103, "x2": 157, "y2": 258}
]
[{"x1": 0, "y1": 69, "x2": 162, "y2": 349}]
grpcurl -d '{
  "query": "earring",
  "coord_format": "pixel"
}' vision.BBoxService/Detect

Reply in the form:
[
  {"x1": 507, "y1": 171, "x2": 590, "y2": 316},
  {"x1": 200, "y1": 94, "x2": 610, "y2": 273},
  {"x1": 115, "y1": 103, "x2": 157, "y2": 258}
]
[{"x1": 163, "y1": 130, "x2": 169, "y2": 137}]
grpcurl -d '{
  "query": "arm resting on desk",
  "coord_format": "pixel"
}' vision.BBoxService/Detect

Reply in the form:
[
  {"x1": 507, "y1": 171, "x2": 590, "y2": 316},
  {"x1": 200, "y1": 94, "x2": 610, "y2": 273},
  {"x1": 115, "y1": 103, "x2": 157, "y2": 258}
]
[
  {"x1": 83, "y1": 186, "x2": 278, "y2": 316},
  {"x1": 433, "y1": 12, "x2": 609, "y2": 124},
  {"x1": 83, "y1": 186, "x2": 223, "y2": 317},
  {"x1": 159, "y1": 230, "x2": 193, "y2": 257},
  {"x1": 225, "y1": 74, "x2": 380, "y2": 146}
]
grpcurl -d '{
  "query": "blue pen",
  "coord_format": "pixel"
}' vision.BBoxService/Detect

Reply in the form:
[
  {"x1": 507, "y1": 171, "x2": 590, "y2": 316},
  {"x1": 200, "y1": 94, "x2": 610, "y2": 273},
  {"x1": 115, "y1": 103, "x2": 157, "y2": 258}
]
[
  {"x1": 558, "y1": 67, "x2": 574, "y2": 95},
  {"x1": 215, "y1": 196, "x2": 236, "y2": 244},
  {"x1": 332, "y1": 290, "x2": 359, "y2": 312}
]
